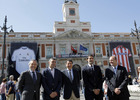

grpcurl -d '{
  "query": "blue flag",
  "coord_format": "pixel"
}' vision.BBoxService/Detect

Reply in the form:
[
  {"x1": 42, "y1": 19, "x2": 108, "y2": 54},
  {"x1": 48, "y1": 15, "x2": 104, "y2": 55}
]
[{"x1": 80, "y1": 44, "x2": 87, "y2": 51}]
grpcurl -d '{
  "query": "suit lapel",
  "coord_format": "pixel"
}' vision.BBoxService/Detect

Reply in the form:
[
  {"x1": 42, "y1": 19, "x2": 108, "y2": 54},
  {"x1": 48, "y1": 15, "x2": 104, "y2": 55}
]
[
  {"x1": 73, "y1": 69, "x2": 75, "y2": 81},
  {"x1": 110, "y1": 67, "x2": 117, "y2": 80},
  {"x1": 65, "y1": 69, "x2": 73, "y2": 83},
  {"x1": 54, "y1": 68, "x2": 57, "y2": 80},
  {"x1": 65, "y1": 70, "x2": 69, "y2": 78},
  {"x1": 27, "y1": 70, "x2": 33, "y2": 79},
  {"x1": 48, "y1": 68, "x2": 54, "y2": 79},
  {"x1": 27, "y1": 71, "x2": 35, "y2": 84},
  {"x1": 116, "y1": 66, "x2": 121, "y2": 79},
  {"x1": 36, "y1": 72, "x2": 40, "y2": 81},
  {"x1": 87, "y1": 65, "x2": 92, "y2": 74}
]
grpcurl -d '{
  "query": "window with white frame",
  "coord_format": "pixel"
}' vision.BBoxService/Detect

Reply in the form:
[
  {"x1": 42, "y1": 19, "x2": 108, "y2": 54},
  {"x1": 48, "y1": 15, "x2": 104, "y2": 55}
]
[
  {"x1": 46, "y1": 46, "x2": 53, "y2": 57},
  {"x1": 136, "y1": 45, "x2": 139, "y2": 56},
  {"x1": 60, "y1": 44, "x2": 66, "y2": 55},
  {"x1": 95, "y1": 46, "x2": 102, "y2": 57},
  {"x1": 0, "y1": 47, "x2": 2, "y2": 55},
  {"x1": 106, "y1": 46, "x2": 109, "y2": 57},
  {"x1": 97, "y1": 61, "x2": 103, "y2": 67}
]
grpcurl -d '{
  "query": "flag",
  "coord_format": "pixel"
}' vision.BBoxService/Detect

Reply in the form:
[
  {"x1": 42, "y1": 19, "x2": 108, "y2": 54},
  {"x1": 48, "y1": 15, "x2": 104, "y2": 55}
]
[
  {"x1": 71, "y1": 45, "x2": 77, "y2": 54},
  {"x1": 80, "y1": 44, "x2": 87, "y2": 51}
]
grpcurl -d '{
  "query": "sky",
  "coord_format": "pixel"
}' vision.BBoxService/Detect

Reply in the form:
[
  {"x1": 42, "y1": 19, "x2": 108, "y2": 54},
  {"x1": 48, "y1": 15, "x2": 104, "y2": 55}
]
[{"x1": 0, "y1": 0, "x2": 140, "y2": 33}]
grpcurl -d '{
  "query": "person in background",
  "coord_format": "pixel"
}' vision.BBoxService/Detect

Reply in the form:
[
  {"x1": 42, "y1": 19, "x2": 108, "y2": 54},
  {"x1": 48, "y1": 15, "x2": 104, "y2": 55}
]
[
  {"x1": 137, "y1": 66, "x2": 140, "y2": 83},
  {"x1": 128, "y1": 75, "x2": 132, "y2": 85},
  {"x1": 62, "y1": 60, "x2": 81, "y2": 100},
  {"x1": 18, "y1": 60, "x2": 42, "y2": 100},
  {"x1": 132, "y1": 77, "x2": 139, "y2": 85},
  {"x1": 0, "y1": 78, "x2": 7, "y2": 100},
  {"x1": 105, "y1": 56, "x2": 130, "y2": 100},
  {"x1": 6, "y1": 75, "x2": 15, "y2": 100},
  {"x1": 82, "y1": 54, "x2": 103, "y2": 100},
  {"x1": 102, "y1": 81, "x2": 108, "y2": 100},
  {"x1": 42, "y1": 58, "x2": 62, "y2": 100},
  {"x1": 15, "y1": 78, "x2": 20, "y2": 100}
]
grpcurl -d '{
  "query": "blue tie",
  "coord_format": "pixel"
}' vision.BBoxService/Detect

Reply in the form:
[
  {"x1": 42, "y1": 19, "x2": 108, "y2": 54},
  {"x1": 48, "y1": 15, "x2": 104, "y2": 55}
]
[
  {"x1": 69, "y1": 70, "x2": 72, "y2": 82},
  {"x1": 32, "y1": 72, "x2": 36, "y2": 83},
  {"x1": 113, "y1": 67, "x2": 116, "y2": 74}
]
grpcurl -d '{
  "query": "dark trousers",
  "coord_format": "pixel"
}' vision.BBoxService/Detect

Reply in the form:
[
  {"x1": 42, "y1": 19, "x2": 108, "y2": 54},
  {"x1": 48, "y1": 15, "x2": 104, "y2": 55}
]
[
  {"x1": 84, "y1": 89, "x2": 103, "y2": 100},
  {"x1": 109, "y1": 96, "x2": 129, "y2": 100},
  {"x1": 1, "y1": 93, "x2": 6, "y2": 100},
  {"x1": 15, "y1": 92, "x2": 20, "y2": 100},
  {"x1": 42, "y1": 93, "x2": 60, "y2": 100},
  {"x1": 33, "y1": 92, "x2": 37, "y2": 100}
]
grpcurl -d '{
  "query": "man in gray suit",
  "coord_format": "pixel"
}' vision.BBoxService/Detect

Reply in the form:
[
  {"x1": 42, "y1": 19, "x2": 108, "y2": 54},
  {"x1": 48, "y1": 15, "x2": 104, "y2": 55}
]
[
  {"x1": 105, "y1": 56, "x2": 130, "y2": 100},
  {"x1": 18, "y1": 60, "x2": 42, "y2": 100}
]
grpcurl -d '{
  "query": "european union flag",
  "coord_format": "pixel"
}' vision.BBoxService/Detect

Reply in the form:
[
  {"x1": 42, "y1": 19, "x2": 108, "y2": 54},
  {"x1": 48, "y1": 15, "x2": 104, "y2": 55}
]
[{"x1": 80, "y1": 44, "x2": 87, "y2": 51}]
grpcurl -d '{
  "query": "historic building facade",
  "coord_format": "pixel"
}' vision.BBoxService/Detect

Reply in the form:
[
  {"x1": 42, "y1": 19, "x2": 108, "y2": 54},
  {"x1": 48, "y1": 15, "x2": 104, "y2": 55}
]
[{"x1": 0, "y1": 0, "x2": 139, "y2": 77}]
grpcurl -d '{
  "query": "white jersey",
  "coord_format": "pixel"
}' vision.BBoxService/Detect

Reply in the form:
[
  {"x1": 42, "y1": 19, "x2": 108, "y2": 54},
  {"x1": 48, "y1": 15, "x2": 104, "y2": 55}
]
[
  {"x1": 11, "y1": 46, "x2": 35, "y2": 74},
  {"x1": 112, "y1": 45, "x2": 131, "y2": 72}
]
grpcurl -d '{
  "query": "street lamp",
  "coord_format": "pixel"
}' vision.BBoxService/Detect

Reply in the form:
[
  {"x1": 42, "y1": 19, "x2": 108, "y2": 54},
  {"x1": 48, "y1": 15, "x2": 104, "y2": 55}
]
[
  {"x1": 0, "y1": 16, "x2": 14, "y2": 82},
  {"x1": 131, "y1": 20, "x2": 140, "y2": 58}
]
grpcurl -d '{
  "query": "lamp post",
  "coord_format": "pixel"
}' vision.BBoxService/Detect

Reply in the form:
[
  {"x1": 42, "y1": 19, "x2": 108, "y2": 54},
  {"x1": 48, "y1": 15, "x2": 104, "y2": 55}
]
[
  {"x1": 0, "y1": 16, "x2": 14, "y2": 82},
  {"x1": 131, "y1": 21, "x2": 140, "y2": 58},
  {"x1": 131, "y1": 21, "x2": 140, "y2": 78}
]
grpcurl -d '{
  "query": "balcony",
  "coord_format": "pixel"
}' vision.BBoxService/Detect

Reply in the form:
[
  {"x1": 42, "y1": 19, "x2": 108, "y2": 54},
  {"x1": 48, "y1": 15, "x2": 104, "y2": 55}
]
[
  {"x1": 46, "y1": 55, "x2": 53, "y2": 58},
  {"x1": 95, "y1": 53, "x2": 102, "y2": 57},
  {"x1": 56, "y1": 53, "x2": 88, "y2": 58}
]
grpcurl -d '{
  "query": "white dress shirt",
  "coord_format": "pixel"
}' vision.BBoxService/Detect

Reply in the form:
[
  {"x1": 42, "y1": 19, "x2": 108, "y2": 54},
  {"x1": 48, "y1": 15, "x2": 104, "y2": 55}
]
[{"x1": 49, "y1": 67, "x2": 55, "y2": 78}]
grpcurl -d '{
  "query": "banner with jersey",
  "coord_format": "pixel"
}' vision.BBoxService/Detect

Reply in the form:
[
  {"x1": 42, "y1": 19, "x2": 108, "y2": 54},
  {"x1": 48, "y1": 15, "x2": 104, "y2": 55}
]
[
  {"x1": 8, "y1": 42, "x2": 39, "y2": 80},
  {"x1": 109, "y1": 42, "x2": 136, "y2": 76}
]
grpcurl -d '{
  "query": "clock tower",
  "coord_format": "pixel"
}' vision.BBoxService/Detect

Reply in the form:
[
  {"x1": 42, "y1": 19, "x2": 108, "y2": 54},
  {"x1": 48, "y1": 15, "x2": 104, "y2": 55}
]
[
  {"x1": 62, "y1": 0, "x2": 80, "y2": 23},
  {"x1": 53, "y1": 0, "x2": 91, "y2": 35}
]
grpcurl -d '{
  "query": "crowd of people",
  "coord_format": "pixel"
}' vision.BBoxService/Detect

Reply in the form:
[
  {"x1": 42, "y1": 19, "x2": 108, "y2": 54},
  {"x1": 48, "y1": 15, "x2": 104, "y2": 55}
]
[{"x1": 0, "y1": 55, "x2": 137, "y2": 100}]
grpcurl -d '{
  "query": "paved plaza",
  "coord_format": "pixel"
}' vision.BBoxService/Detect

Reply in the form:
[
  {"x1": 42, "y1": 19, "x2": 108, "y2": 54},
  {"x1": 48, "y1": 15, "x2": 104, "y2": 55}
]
[
  {"x1": 59, "y1": 91, "x2": 140, "y2": 100},
  {"x1": 40, "y1": 90, "x2": 140, "y2": 100},
  {"x1": 39, "y1": 85, "x2": 140, "y2": 100},
  {"x1": 40, "y1": 91, "x2": 140, "y2": 100}
]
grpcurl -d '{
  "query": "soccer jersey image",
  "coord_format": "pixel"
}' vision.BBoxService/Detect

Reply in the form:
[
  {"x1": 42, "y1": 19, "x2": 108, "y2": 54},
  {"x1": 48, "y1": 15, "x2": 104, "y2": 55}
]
[
  {"x1": 11, "y1": 46, "x2": 35, "y2": 74},
  {"x1": 112, "y1": 45, "x2": 131, "y2": 72}
]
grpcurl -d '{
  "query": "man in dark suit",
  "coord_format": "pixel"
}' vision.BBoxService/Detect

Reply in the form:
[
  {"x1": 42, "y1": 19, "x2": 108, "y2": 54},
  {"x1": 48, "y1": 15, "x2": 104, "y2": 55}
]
[
  {"x1": 18, "y1": 60, "x2": 42, "y2": 100},
  {"x1": 42, "y1": 58, "x2": 62, "y2": 100},
  {"x1": 62, "y1": 60, "x2": 81, "y2": 100},
  {"x1": 105, "y1": 56, "x2": 130, "y2": 100},
  {"x1": 82, "y1": 55, "x2": 103, "y2": 100}
]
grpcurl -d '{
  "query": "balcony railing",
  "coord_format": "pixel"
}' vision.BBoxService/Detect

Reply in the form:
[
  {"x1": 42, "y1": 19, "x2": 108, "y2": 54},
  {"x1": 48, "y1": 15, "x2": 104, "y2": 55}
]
[
  {"x1": 56, "y1": 53, "x2": 88, "y2": 58},
  {"x1": 95, "y1": 53, "x2": 102, "y2": 57},
  {"x1": 46, "y1": 55, "x2": 53, "y2": 58}
]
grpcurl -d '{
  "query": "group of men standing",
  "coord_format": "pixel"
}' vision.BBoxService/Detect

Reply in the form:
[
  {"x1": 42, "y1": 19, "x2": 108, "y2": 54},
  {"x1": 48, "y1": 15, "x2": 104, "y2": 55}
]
[{"x1": 17, "y1": 55, "x2": 130, "y2": 100}]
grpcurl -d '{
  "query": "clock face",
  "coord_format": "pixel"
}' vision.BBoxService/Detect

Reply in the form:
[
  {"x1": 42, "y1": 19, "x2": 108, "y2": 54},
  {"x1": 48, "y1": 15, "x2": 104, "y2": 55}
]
[{"x1": 70, "y1": 9, "x2": 75, "y2": 15}]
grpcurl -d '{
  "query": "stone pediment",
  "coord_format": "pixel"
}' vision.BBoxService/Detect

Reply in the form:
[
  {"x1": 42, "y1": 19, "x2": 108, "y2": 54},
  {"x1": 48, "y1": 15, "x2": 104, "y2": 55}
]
[{"x1": 55, "y1": 29, "x2": 91, "y2": 39}]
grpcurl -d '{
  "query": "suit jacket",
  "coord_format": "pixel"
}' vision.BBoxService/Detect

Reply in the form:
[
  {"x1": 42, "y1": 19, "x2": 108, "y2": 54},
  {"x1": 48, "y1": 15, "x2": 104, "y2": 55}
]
[
  {"x1": 105, "y1": 65, "x2": 130, "y2": 98},
  {"x1": 82, "y1": 64, "x2": 103, "y2": 98},
  {"x1": 42, "y1": 67, "x2": 62, "y2": 100},
  {"x1": 18, "y1": 70, "x2": 42, "y2": 100},
  {"x1": 62, "y1": 68, "x2": 81, "y2": 99}
]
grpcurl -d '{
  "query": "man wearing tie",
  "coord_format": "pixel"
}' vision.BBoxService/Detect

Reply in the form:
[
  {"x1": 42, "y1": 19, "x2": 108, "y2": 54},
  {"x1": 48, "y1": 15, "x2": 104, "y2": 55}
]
[
  {"x1": 42, "y1": 58, "x2": 62, "y2": 100},
  {"x1": 18, "y1": 60, "x2": 42, "y2": 100},
  {"x1": 62, "y1": 60, "x2": 81, "y2": 100},
  {"x1": 82, "y1": 55, "x2": 103, "y2": 100},
  {"x1": 105, "y1": 56, "x2": 130, "y2": 100}
]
